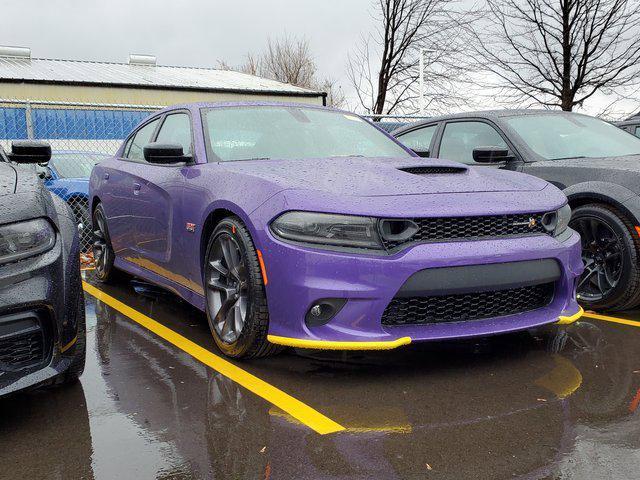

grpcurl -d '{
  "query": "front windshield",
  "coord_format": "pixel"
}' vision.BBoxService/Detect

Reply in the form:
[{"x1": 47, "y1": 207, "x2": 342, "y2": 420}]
[
  {"x1": 51, "y1": 152, "x2": 108, "y2": 178},
  {"x1": 202, "y1": 106, "x2": 411, "y2": 161},
  {"x1": 506, "y1": 114, "x2": 640, "y2": 160}
]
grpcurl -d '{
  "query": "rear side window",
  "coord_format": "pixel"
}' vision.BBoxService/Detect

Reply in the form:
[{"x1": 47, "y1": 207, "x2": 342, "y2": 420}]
[
  {"x1": 439, "y1": 121, "x2": 507, "y2": 164},
  {"x1": 398, "y1": 125, "x2": 437, "y2": 153},
  {"x1": 156, "y1": 113, "x2": 193, "y2": 155},
  {"x1": 635, "y1": 126, "x2": 640, "y2": 138},
  {"x1": 126, "y1": 118, "x2": 160, "y2": 161}
]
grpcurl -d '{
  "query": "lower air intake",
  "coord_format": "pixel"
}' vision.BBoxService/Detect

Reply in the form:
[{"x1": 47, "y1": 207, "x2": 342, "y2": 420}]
[{"x1": 381, "y1": 283, "x2": 555, "y2": 326}]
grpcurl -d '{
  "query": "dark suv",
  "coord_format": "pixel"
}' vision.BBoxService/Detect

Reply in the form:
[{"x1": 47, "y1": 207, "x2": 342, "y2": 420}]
[{"x1": 394, "y1": 110, "x2": 640, "y2": 311}]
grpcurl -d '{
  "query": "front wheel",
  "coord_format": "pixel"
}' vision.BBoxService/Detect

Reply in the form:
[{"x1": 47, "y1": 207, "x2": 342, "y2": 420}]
[
  {"x1": 570, "y1": 204, "x2": 640, "y2": 311},
  {"x1": 203, "y1": 217, "x2": 282, "y2": 359}
]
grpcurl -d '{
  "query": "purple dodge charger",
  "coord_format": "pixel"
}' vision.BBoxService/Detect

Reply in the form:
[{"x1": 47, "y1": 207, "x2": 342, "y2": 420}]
[{"x1": 89, "y1": 102, "x2": 584, "y2": 358}]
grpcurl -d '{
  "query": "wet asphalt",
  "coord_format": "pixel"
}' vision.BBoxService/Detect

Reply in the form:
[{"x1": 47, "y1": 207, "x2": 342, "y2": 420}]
[{"x1": 2, "y1": 272, "x2": 640, "y2": 480}]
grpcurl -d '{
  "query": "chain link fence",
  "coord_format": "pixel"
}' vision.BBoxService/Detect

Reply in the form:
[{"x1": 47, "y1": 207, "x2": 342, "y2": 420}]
[{"x1": 0, "y1": 99, "x2": 160, "y2": 262}]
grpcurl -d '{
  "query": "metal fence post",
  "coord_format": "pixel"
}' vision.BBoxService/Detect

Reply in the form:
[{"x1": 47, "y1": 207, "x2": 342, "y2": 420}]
[{"x1": 25, "y1": 100, "x2": 34, "y2": 140}]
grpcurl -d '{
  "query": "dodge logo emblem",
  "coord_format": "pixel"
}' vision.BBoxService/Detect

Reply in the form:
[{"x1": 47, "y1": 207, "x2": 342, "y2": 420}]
[{"x1": 513, "y1": 217, "x2": 537, "y2": 228}]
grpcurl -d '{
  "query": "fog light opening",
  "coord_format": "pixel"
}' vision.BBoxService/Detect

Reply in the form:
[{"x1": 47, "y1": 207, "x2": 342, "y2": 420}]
[{"x1": 305, "y1": 299, "x2": 347, "y2": 327}]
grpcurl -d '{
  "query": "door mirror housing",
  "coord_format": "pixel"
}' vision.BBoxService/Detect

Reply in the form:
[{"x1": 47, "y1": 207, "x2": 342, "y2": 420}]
[
  {"x1": 412, "y1": 149, "x2": 430, "y2": 158},
  {"x1": 9, "y1": 141, "x2": 52, "y2": 164},
  {"x1": 143, "y1": 143, "x2": 188, "y2": 164},
  {"x1": 472, "y1": 146, "x2": 515, "y2": 164}
]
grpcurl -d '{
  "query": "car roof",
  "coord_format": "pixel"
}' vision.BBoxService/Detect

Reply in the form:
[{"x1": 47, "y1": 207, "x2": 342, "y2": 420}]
[
  {"x1": 155, "y1": 101, "x2": 343, "y2": 116},
  {"x1": 392, "y1": 109, "x2": 584, "y2": 135}
]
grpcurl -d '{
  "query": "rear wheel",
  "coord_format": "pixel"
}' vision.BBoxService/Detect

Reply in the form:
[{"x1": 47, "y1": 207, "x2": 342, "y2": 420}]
[
  {"x1": 92, "y1": 203, "x2": 122, "y2": 283},
  {"x1": 203, "y1": 217, "x2": 281, "y2": 358},
  {"x1": 570, "y1": 204, "x2": 640, "y2": 311}
]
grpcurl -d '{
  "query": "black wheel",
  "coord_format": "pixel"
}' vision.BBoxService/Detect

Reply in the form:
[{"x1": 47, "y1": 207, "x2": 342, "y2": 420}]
[
  {"x1": 570, "y1": 204, "x2": 640, "y2": 311},
  {"x1": 68, "y1": 197, "x2": 92, "y2": 253},
  {"x1": 203, "y1": 217, "x2": 281, "y2": 358},
  {"x1": 57, "y1": 292, "x2": 87, "y2": 385},
  {"x1": 92, "y1": 203, "x2": 122, "y2": 283}
]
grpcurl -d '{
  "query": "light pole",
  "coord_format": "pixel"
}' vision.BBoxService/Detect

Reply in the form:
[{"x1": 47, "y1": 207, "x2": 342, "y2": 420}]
[{"x1": 419, "y1": 48, "x2": 436, "y2": 116}]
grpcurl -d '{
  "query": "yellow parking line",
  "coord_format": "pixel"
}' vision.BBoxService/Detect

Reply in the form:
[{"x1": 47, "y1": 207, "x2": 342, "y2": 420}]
[
  {"x1": 82, "y1": 281, "x2": 345, "y2": 435},
  {"x1": 583, "y1": 312, "x2": 640, "y2": 328}
]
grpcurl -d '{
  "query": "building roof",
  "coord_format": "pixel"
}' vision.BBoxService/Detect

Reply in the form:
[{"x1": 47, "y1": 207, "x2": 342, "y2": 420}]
[{"x1": 0, "y1": 55, "x2": 324, "y2": 97}]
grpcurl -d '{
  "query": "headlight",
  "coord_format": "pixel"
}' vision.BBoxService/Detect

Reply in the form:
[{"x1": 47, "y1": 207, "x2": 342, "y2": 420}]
[
  {"x1": 0, "y1": 218, "x2": 55, "y2": 265},
  {"x1": 270, "y1": 211, "x2": 383, "y2": 250},
  {"x1": 542, "y1": 204, "x2": 571, "y2": 237}
]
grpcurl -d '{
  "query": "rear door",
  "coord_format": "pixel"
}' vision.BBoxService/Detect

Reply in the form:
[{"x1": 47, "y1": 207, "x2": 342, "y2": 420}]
[
  {"x1": 395, "y1": 123, "x2": 440, "y2": 157},
  {"x1": 126, "y1": 111, "x2": 195, "y2": 286}
]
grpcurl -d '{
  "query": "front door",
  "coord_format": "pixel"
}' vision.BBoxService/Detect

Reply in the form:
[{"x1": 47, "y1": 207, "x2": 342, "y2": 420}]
[{"x1": 126, "y1": 112, "x2": 195, "y2": 289}]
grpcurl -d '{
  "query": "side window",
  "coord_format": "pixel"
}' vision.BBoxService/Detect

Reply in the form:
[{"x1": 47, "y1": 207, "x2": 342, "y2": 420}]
[
  {"x1": 122, "y1": 136, "x2": 134, "y2": 158},
  {"x1": 439, "y1": 121, "x2": 508, "y2": 164},
  {"x1": 397, "y1": 125, "x2": 437, "y2": 153},
  {"x1": 156, "y1": 113, "x2": 193, "y2": 155},
  {"x1": 126, "y1": 118, "x2": 160, "y2": 161},
  {"x1": 635, "y1": 126, "x2": 640, "y2": 138}
]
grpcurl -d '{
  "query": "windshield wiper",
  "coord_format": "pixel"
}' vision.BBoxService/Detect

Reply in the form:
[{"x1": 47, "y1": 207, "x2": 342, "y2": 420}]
[{"x1": 550, "y1": 156, "x2": 588, "y2": 160}]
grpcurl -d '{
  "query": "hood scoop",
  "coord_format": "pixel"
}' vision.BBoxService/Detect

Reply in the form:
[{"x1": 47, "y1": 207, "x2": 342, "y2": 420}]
[{"x1": 398, "y1": 165, "x2": 467, "y2": 175}]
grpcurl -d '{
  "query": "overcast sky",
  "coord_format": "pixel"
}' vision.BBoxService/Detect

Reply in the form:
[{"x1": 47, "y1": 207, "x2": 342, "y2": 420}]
[
  {"x1": 2, "y1": 0, "x2": 373, "y2": 85},
  {"x1": 2, "y1": 0, "x2": 637, "y2": 117}
]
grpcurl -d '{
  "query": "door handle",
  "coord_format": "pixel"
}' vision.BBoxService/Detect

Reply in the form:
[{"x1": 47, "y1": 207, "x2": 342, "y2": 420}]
[
  {"x1": 104, "y1": 173, "x2": 109, "y2": 180},
  {"x1": 133, "y1": 183, "x2": 141, "y2": 195}
]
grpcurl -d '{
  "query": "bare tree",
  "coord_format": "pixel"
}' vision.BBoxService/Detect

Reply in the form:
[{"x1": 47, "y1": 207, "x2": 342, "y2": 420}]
[
  {"x1": 347, "y1": 0, "x2": 471, "y2": 116},
  {"x1": 219, "y1": 36, "x2": 346, "y2": 108},
  {"x1": 471, "y1": 0, "x2": 640, "y2": 111}
]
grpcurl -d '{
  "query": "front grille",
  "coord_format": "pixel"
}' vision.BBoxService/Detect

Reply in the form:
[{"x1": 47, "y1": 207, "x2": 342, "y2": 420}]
[
  {"x1": 381, "y1": 212, "x2": 549, "y2": 249},
  {"x1": 381, "y1": 283, "x2": 555, "y2": 326},
  {"x1": 0, "y1": 330, "x2": 46, "y2": 371},
  {"x1": 399, "y1": 166, "x2": 467, "y2": 175}
]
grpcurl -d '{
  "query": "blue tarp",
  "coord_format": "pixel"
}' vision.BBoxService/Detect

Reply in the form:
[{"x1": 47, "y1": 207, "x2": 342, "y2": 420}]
[
  {"x1": 0, "y1": 107, "x2": 151, "y2": 140},
  {"x1": 0, "y1": 107, "x2": 28, "y2": 139}
]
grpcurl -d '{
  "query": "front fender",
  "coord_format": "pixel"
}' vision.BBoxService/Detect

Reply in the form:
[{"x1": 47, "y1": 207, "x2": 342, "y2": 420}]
[{"x1": 564, "y1": 181, "x2": 640, "y2": 224}]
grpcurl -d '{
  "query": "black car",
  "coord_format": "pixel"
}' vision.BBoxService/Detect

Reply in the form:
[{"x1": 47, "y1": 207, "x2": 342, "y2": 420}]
[
  {"x1": 0, "y1": 141, "x2": 85, "y2": 395},
  {"x1": 394, "y1": 110, "x2": 640, "y2": 311}
]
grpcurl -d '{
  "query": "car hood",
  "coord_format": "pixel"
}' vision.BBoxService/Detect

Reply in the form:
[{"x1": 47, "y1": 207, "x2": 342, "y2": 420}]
[
  {"x1": 529, "y1": 154, "x2": 640, "y2": 192},
  {"x1": 220, "y1": 157, "x2": 549, "y2": 197},
  {"x1": 0, "y1": 162, "x2": 16, "y2": 196},
  {"x1": 536, "y1": 155, "x2": 640, "y2": 171}
]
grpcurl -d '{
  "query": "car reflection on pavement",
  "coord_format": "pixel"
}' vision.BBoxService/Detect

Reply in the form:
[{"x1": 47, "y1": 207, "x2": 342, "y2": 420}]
[{"x1": 89, "y1": 289, "x2": 640, "y2": 480}]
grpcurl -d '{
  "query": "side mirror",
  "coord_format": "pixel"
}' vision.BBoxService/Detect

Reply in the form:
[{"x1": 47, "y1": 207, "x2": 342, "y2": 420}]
[
  {"x1": 412, "y1": 149, "x2": 430, "y2": 158},
  {"x1": 472, "y1": 146, "x2": 515, "y2": 164},
  {"x1": 143, "y1": 143, "x2": 187, "y2": 164},
  {"x1": 9, "y1": 141, "x2": 52, "y2": 164}
]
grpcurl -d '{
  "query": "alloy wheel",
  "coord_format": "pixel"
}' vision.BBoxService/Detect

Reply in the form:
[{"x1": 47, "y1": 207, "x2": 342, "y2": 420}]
[
  {"x1": 93, "y1": 210, "x2": 109, "y2": 277},
  {"x1": 206, "y1": 234, "x2": 249, "y2": 344},
  {"x1": 571, "y1": 216, "x2": 623, "y2": 301}
]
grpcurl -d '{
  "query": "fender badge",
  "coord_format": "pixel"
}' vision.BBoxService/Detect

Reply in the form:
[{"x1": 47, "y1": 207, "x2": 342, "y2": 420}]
[{"x1": 186, "y1": 222, "x2": 196, "y2": 233}]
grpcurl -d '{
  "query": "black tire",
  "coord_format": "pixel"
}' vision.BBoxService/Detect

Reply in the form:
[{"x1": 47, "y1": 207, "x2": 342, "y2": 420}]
[
  {"x1": 203, "y1": 217, "x2": 282, "y2": 359},
  {"x1": 63, "y1": 293, "x2": 87, "y2": 383},
  {"x1": 570, "y1": 203, "x2": 640, "y2": 311},
  {"x1": 68, "y1": 197, "x2": 92, "y2": 253},
  {"x1": 92, "y1": 203, "x2": 123, "y2": 284},
  {"x1": 55, "y1": 290, "x2": 87, "y2": 386}
]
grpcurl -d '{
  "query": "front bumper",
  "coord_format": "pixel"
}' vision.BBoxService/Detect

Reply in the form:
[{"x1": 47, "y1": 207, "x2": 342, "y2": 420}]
[
  {"x1": 0, "y1": 234, "x2": 82, "y2": 395},
  {"x1": 259, "y1": 230, "x2": 584, "y2": 348}
]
